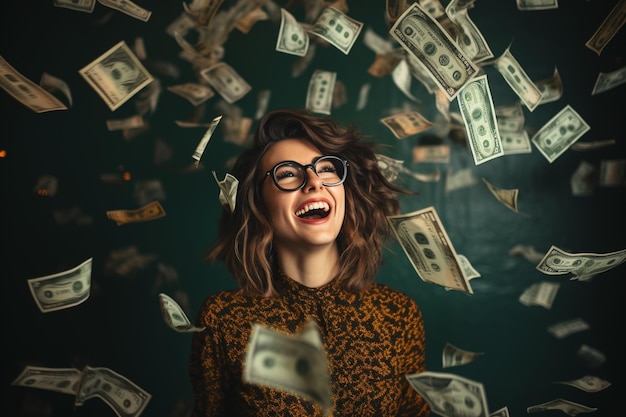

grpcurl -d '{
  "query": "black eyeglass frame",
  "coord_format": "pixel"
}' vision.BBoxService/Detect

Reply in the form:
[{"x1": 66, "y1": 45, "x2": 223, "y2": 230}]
[{"x1": 262, "y1": 155, "x2": 349, "y2": 192}]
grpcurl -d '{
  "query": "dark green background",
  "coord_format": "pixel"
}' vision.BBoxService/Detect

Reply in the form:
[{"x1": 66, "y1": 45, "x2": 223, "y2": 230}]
[{"x1": 2, "y1": 1, "x2": 625, "y2": 416}]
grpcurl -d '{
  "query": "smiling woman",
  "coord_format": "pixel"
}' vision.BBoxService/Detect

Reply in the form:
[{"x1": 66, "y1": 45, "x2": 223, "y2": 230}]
[{"x1": 188, "y1": 108, "x2": 430, "y2": 416}]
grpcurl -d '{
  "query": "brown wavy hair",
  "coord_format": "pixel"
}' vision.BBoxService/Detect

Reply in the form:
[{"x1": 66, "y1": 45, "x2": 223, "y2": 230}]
[{"x1": 206, "y1": 109, "x2": 415, "y2": 296}]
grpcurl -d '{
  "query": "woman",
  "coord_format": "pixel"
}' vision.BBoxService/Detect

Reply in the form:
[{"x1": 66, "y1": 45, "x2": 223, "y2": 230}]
[{"x1": 189, "y1": 109, "x2": 430, "y2": 416}]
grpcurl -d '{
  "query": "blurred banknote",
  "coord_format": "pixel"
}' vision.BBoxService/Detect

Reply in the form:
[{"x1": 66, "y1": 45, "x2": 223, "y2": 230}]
[
  {"x1": 192, "y1": 114, "x2": 223, "y2": 164},
  {"x1": 490, "y1": 406, "x2": 510, "y2": 417},
  {"x1": 0, "y1": 55, "x2": 67, "y2": 113},
  {"x1": 306, "y1": 70, "x2": 336, "y2": 115},
  {"x1": 527, "y1": 398, "x2": 597, "y2": 416},
  {"x1": 243, "y1": 320, "x2": 332, "y2": 414},
  {"x1": 276, "y1": 8, "x2": 309, "y2": 56},
  {"x1": 79, "y1": 40, "x2": 154, "y2": 111},
  {"x1": 310, "y1": 7, "x2": 363, "y2": 55},
  {"x1": 98, "y1": 0, "x2": 151, "y2": 22},
  {"x1": 200, "y1": 62, "x2": 251, "y2": 104},
  {"x1": 375, "y1": 154, "x2": 441, "y2": 183},
  {"x1": 519, "y1": 281, "x2": 559, "y2": 309},
  {"x1": 491, "y1": 46, "x2": 543, "y2": 111},
  {"x1": 482, "y1": 178, "x2": 518, "y2": 213},
  {"x1": 584, "y1": 0, "x2": 626, "y2": 55},
  {"x1": 390, "y1": 3, "x2": 478, "y2": 100},
  {"x1": 40, "y1": 72, "x2": 73, "y2": 107},
  {"x1": 591, "y1": 65, "x2": 626, "y2": 95},
  {"x1": 53, "y1": 0, "x2": 96, "y2": 13},
  {"x1": 158, "y1": 293, "x2": 205, "y2": 333},
  {"x1": 547, "y1": 318, "x2": 590, "y2": 339},
  {"x1": 387, "y1": 206, "x2": 473, "y2": 294},
  {"x1": 11, "y1": 365, "x2": 83, "y2": 395},
  {"x1": 212, "y1": 171, "x2": 238, "y2": 212},
  {"x1": 381, "y1": 111, "x2": 434, "y2": 139},
  {"x1": 554, "y1": 375, "x2": 611, "y2": 393},
  {"x1": 535, "y1": 66, "x2": 563, "y2": 105},
  {"x1": 167, "y1": 82, "x2": 215, "y2": 105},
  {"x1": 531, "y1": 105, "x2": 590, "y2": 163},
  {"x1": 535, "y1": 245, "x2": 626, "y2": 279},
  {"x1": 106, "y1": 201, "x2": 166, "y2": 226},
  {"x1": 442, "y1": 342, "x2": 484, "y2": 368},
  {"x1": 577, "y1": 344, "x2": 606, "y2": 369},
  {"x1": 405, "y1": 371, "x2": 490, "y2": 417},
  {"x1": 75, "y1": 366, "x2": 151, "y2": 417},
  {"x1": 27, "y1": 258, "x2": 92, "y2": 313}
]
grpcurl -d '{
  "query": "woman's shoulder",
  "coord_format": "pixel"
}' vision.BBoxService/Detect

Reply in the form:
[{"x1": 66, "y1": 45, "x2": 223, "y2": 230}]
[{"x1": 365, "y1": 283, "x2": 421, "y2": 310}]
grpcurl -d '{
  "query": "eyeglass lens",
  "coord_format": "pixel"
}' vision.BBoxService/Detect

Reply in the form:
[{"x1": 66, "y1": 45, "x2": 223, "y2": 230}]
[{"x1": 273, "y1": 156, "x2": 346, "y2": 190}]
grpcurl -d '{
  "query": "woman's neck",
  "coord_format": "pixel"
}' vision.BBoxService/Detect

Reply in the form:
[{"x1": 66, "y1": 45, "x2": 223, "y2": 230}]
[{"x1": 275, "y1": 243, "x2": 340, "y2": 288}]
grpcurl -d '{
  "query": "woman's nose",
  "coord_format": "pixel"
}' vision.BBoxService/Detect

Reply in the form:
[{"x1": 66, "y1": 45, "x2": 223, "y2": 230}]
[{"x1": 303, "y1": 166, "x2": 323, "y2": 191}]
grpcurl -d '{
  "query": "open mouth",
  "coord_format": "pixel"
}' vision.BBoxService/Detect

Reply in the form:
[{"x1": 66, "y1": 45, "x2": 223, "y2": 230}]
[{"x1": 295, "y1": 201, "x2": 330, "y2": 219}]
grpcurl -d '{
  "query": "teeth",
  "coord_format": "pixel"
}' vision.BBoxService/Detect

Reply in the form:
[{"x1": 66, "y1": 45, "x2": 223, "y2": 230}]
[{"x1": 295, "y1": 201, "x2": 330, "y2": 217}]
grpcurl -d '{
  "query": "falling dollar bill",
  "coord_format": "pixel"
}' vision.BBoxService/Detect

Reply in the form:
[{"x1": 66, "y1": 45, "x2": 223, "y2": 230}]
[
  {"x1": 519, "y1": 281, "x2": 559, "y2": 309},
  {"x1": 547, "y1": 318, "x2": 590, "y2": 339},
  {"x1": 381, "y1": 111, "x2": 435, "y2": 139},
  {"x1": 158, "y1": 293, "x2": 205, "y2": 333},
  {"x1": 200, "y1": 62, "x2": 251, "y2": 104},
  {"x1": 591, "y1": 65, "x2": 626, "y2": 95},
  {"x1": 98, "y1": 0, "x2": 151, "y2": 22},
  {"x1": 442, "y1": 342, "x2": 484, "y2": 368},
  {"x1": 75, "y1": 366, "x2": 151, "y2": 417},
  {"x1": 276, "y1": 8, "x2": 309, "y2": 56},
  {"x1": 375, "y1": 154, "x2": 441, "y2": 183},
  {"x1": 40, "y1": 72, "x2": 73, "y2": 107},
  {"x1": 192, "y1": 114, "x2": 223, "y2": 164},
  {"x1": 458, "y1": 74, "x2": 504, "y2": 165},
  {"x1": 27, "y1": 258, "x2": 92, "y2": 313},
  {"x1": 305, "y1": 70, "x2": 336, "y2": 115},
  {"x1": 501, "y1": 130, "x2": 532, "y2": 155},
  {"x1": 491, "y1": 45, "x2": 543, "y2": 111},
  {"x1": 584, "y1": 0, "x2": 626, "y2": 55},
  {"x1": 535, "y1": 66, "x2": 563, "y2": 105},
  {"x1": 490, "y1": 406, "x2": 510, "y2": 417},
  {"x1": 516, "y1": 0, "x2": 558, "y2": 11},
  {"x1": 243, "y1": 321, "x2": 332, "y2": 414},
  {"x1": 531, "y1": 105, "x2": 590, "y2": 163},
  {"x1": 310, "y1": 7, "x2": 363, "y2": 55},
  {"x1": 212, "y1": 171, "x2": 238, "y2": 212},
  {"x1": 390, "y1": 2, "x2": 479, "y2": 101},
  {"x1": 481, "y1": 178, "x2": 519, "y2": 213},
  {"x1": 167, "y1": 82, "x2": 215, "y2": 105},
  {"x1": 106, "y1": 200, "x2": 166, "y2": 226},
  {"x1": 535, "y1": 245, "x2": 626, "y2": 278},
  {"x1": 53, "y1": 0, "x2": 96, "y2": 13},
  {"x1": 11, "y1": 365, "x2": 83, "y2": 395},
  {"x1": 405, "y1": 371, "x2": 490, "y2": 417},
  {"x1": 527, "y1": 398, "x2": 597, "y2": 416},
  {"x1": 554, "y1": 375, "x2": 611, "y2": 393},
  {"x1": 387, "y1": 206, "x2": 473, "y2": 294}
]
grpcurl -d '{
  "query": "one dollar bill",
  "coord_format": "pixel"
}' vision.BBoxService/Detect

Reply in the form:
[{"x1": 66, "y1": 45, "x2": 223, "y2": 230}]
[{"x1": 27, "y1": 258, "x2": 92, "y2": 313}]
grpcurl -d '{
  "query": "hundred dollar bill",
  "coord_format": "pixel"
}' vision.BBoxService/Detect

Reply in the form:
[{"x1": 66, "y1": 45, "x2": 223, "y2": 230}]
[
  {"x1": 585, "y1": 0, "x2": 626, "y2": 55},
  {"x1": 158, "y1": 293, "x2": 205, "y2": 333},
  {"x1": 591, "y1": 65, "x2": 626, "y2": 95},
  {"x1": 531, "y1": 105, "x2": 590, "y2": 163},
  {"x1": 516, "y1": 0, "x2": 558, "y2": 11},
  {"x1": 381, "y1": 111, "x2": 434, "y2": 139},
  {"x1": 535, "y1": 245, "x2": 626, "y2": 278},
  {"x1": 387, "y1": 206, "x2": 473, "y2": 294},
  {"x1": 310, "y1": 7, "x2": 363, "y2": 55},
  {"x1": 11, "y1": 365, "x2": 83, "y2": 395},
  {"x1": 200, "y1": 62, "x2": 251, "y2": 104},
  {"x1": 106, "y1": 200, "x2": 166, "y2": 226},
  {"x1": 243, "y1": 321, "x2": 332, "y2": 414},
  {"x1": 54, "y1": 0, "x2": 96, "y2": 12},
  {"x1": 491, "y1": 46, "x2": 543, "y2": 111},
  {"x1": 192, "y1": 114, "x2": 223, "y2": 164},
  {"x1": 167, "y1": 82, "x2": 215, "y2": 105},
  {"x1": 79, "y1": 40, "x2": 154, "y2": 111},
  {"x1": 481, "y1": 178, "x2": 518, "y2": 213},
  {"x1": 97, "y1": 0, "x2": 151, "y2": 22},
  {"x1": 535, "y1": 66, "x2": 563, "y2": 105},
  {"x1": 40, "y1": 72, "x2": 73, "y2": 107},
  {"x1": 276, "y1": 8, "x2": 309, "y2": 56},
  {"x1": 547, "y1": 318, "x2": 590, "y2": 339},
  {"x1": 554, "y1": 375, "x2": 611, "y2": 393},
  {"x1": 405, "y1": 371, "x2": 489, "y2": 417},
  {"x1": 519, "y1": 281, "x2": 559, "y2": 309},
  {"x1": 75, "y1": 366, "x2": 151, "y2": 417},
  {"x1": 305, "y1": 70, "x2": 336, "y2": 115},
  {"x1": 442, "y1": 342, "x2": 484, "y2": 368},
  {"x1": 0, "y1": 55, "x2": 67, "y2": 113},
  {"x1": 212, "y1": 171, "x2": 238, "y2": 212},
  {"x1": 458, "y1": 74, "x2": 504, "y2": 165},
  {"x1": 27, "y1": 258, "x2": 92, "y2": 313},
  {"x1": 527, "y1": 398, "x2": 597, "y2": 416},
  {"x1": 390, "y1": 2, "x2": 479, "y2": 100}
]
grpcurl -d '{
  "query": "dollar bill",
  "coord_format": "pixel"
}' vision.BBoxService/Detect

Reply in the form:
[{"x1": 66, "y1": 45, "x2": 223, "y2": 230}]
[
  {"x1": 456, "y1": 254, "x2": 481, "y2": 280},
  {"x1": 535, "y1": 66, "x2": 563, "y2": 105},
  {"x1": 375, "y1": 154, "x2": 440, "y2": 183},
  {"x1": 27, "y1": 258, "x2": 92, "y2": 313},
  {"x1": 481, "y1": 178, "x2": 518, "y2": 213},
  {"x1": 599, "y1": 158, "x2": 626, "y2": 187},
  {"x1": 531, "y1": 105, "x2": 590, "y2": 163},
  {"x1": 167, "y1": 82, "x2": 215, "y2": 105},
  {"x1": 413, "y1": 144, "x2": 450, "y2": 163},
  {"x1": 527, "y1": 398, "x2": 597, "y2": 416},
  {"x1": 192, "y1": 114, "x2": 223, "y2": 164},
  {"x1": 53, "y1": 0, "x2": 95, "y2": 12},
  {"x1": 584, "y1": 0, "x2": 626, "y2": 55},
  {"x1": 243, "y1": 321, "x2": 332, "y2": 414},
  {"x1": 577, "y1": 344, "x2": 606, "y2": 369},
  {"x1": 519, "y1": 281, "x2": 559, "y2": 309},
  {"x1": 235, "y1": 6, "x2": 268, "y2": 34},
  {"x1": 405, "y1": 371, "x2": 490, "y2": 417},
  {"x1": 40, "y1": 72, "x2": 73, "y2": 107},
  {"x1": 571, "y1": 139, "x2": 615, "y2": 151},
  {"x1": 305, "y1": 70, "x2": 336, "y2": 115},
  {"x1": 212, "y1": 171, "x2": 238, "y2": 212},
  {"x1": 554, "y1": 375, "x2": 611, "y2": 393},
  {"x1": 490, "y1": 406, "x2": 510, "y2": 417},
  {"x1": 535, "y1": 245, "x2": 626, "y2": 278},
  {"x1": 442, "y1": 342, "x2": 484, "y2": 368},
  {"x1": 387, "y1": 206, "x2": 473, "y2": 294},
  {"x1": 106, "y1": 114, "x2": 144, "y2": 131},
  {"x1": 385, "y1": 0, "x2": 410, "y2": 26},
  {"x1": 310, "y1": 6, "x2": 363, "y2": 55},
  {"x1": 276, "y1": 8, "x2": 309, "y2": 56},
  {"x1": 75, "y1": 366, "x2": 151, "y2": 417},
  {"x1": 391, "y1": 58, "x2": 420, "y2": 101},
  {"x1": 491, "y1": 46, "x2": 543, "y2": 111},
  {"x1": 570, "y1": 160, "x2": 597, "y2": 196},
  {"x1": 133, "y1": 179, "x2": 166, "y2": 206},
  {"x1": 0, "y1": 55, "x2": 67, "y2": 113},
  {"x1": 11, "y1": 365, "x2": 83, "y2": 395},
  {"x1": 158, "y1": 293, "x2": 205, "y2": 333},
  {"x1": 516, "y1": 0, "x2": 558, "y2": 11},
  {"x1": 79, "y1": 40, "x2": 154, "y2": 111},
  {"x1": 547, "y1": 318, "x2": 590, "y2": 339},
  {"x1": 458, "y1": 74, "x2": 504, "y2": 165},
  {"x1": 381, "y1": 111, "x2": 435, "y2": 139},
  {"x1": 106, "y1": 201, "x2": 166, "y2": 226},
  {"x1": 98, "y1": 0, "x2": 151, "y2": 22},
  {"x1": 390, "y1": 2, "x2": 479, "y2": 100},
  {"x1": 591, "y1": 65, "x2": 626, "y2": 95},
  {"x1": 199, "y1": 62, "x2": 251, "y2": 104},
  {"x1": 446, "y1": 167, "x2": 478, "y2": 192},
  {"x1": 501, "y1": 130, "x2": 532, "y2": 155},
  {"x1": 445, "y1": 4, "x2": 494, "y2": 63}
]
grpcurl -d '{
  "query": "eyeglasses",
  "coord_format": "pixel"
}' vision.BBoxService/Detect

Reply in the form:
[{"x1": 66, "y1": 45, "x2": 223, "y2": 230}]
[{"x1": 263, "y1": 155, "x2": 349, "y2": 192}]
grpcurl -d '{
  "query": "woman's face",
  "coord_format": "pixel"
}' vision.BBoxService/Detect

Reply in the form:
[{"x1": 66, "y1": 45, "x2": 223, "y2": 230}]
[{"x1": 260, "y1": 138, "x2": 345, "y2": 251}]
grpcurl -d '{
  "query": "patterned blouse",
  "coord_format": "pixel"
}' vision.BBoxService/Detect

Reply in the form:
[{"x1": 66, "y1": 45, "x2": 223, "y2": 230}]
[{"x1": 189, "y1": 273, "x2": 430, "y2": 417}]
